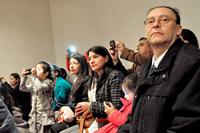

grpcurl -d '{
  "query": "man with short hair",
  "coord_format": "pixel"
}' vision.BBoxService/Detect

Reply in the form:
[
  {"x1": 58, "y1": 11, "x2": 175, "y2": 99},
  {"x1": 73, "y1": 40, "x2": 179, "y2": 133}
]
[
  {"x1": 109, "y1": 38, "x2": 153, "y2": 75},
  {"x1": 130, "y1": 6, "x2": 200, "y2": 133},
  {"x1": 117, "y1": 38, "x2": 153, "y2": 73}
]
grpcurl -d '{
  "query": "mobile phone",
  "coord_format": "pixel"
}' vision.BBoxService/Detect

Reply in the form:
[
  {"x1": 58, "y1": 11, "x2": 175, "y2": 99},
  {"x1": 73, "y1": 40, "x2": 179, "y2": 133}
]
[
  {"x1": 105, "y1": 102, "x2": 111, "y2": 107},
  {"x1": 25, "y1": 68, "x2": 32, "y2": 75},
  {"x1": 109, "y1": 40, "x2": 116, "y2": 50}
]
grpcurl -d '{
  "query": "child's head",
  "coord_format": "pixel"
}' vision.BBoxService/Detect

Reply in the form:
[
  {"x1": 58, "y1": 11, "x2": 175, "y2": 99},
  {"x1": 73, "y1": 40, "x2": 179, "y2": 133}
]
[
  {"x1": 121, "y1": 73, "x2": 138, "y2": 101},
  {"x1": 36, "y1": 61, "x2": 52, "y2": 80}
]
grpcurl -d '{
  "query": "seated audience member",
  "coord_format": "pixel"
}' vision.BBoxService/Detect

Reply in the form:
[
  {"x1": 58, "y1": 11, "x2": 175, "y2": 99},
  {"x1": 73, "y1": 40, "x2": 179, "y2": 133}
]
[
  {"x1": 0, "y1": 73, "x2": 31, "y2": 121},
  {"x1": 59, "y1": 67, "x2": 67, "y2": 80},
  {"x1": 75, "y1": 46, "x2": 124, "y2": 132},
  {"x1": 60, "y1": 67, "x2": 73, "y2": 85},
  {"x1": 0, "y1": 77, "x2": 14, "y2": 113},
  {"x1": 51, "y1": 53, "x2": 90, "y2": 133},
  {"x1": 130, "y1": 6, "x2": 200, "y2": 133},
  {"x1": 0, "y1": 76, "x2": 30, "y2": 131},
  {"x1": 114, "y1": 38, "x2": 153, "y2": 73},
  {"x1": 180, "y1": 28, "x2": 199, "y2": 48},
  {"x1": 20, "y1": 61, "x2": 55, "y2": 133},
  {"x1": 52, "y1": 65, "x2": 72, "y2": 111},
  {"x1": 94, "y1": 73, "x2": 137, "y2": 133}
]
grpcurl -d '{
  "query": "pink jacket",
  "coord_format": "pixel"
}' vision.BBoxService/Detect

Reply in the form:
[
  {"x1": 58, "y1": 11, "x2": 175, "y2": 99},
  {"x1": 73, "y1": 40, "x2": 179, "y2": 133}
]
[{"x1": 94, "y1": 98, "x2": 133, "y2": 133}]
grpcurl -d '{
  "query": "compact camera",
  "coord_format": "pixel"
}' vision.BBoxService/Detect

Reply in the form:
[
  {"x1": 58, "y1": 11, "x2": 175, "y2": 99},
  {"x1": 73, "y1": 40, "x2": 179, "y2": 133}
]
[
  {"x1": 25, "y1": 68, "x2": 32, "y2": 75},
  {"x1": 109, "y1": 40, "x2": 116, "y2": 50}
]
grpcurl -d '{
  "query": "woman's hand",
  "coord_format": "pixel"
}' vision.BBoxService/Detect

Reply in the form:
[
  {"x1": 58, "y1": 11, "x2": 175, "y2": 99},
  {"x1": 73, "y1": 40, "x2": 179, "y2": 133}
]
[
  {"x1": 75, "y1": 102, "x2": 90, "y2": 116},
  {"x1": 104, "y1": 102, "x2": 115, "y2": 116}
]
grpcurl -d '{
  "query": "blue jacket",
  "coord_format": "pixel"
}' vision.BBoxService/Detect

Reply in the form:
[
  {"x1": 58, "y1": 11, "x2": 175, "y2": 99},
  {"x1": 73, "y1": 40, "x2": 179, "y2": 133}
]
[{"x1": 52, "y1": 77, "x2": 72, "y2": 111}]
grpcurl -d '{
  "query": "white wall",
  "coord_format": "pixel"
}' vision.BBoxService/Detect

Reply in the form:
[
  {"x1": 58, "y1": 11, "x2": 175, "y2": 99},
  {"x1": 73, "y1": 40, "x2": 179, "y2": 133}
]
[
  {"x1": 1, "y1": 0, "x2": 200, "y2": 80},
  {"x1": 0, "y1": 0, "x2": 55, "y2": 80},
  {"x1": 49, "y1": 0, "x2": 200, "y2": 69}
]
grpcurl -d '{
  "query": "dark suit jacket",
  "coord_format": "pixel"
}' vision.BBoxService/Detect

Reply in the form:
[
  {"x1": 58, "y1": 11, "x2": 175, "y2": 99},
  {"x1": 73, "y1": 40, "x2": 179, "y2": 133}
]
[{"x1": 130, "y1": 38, "x2": 200, "y2": 133}]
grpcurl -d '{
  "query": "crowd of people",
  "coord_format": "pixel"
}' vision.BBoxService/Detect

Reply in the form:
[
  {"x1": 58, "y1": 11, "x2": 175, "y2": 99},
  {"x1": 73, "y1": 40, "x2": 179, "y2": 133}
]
[{"x1": 0, "y1": 5, "x2": 200, "y2": 133}]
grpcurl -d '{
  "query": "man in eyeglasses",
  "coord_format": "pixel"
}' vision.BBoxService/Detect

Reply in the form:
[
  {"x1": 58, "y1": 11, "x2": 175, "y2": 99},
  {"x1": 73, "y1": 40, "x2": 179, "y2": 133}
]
[{"x1": 129, "y1": 6, "x2": 200, "y2": 133}]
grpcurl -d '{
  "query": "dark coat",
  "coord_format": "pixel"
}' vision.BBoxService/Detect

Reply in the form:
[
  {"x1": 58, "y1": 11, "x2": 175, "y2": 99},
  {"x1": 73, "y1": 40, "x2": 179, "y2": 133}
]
[
  {"x1": 130, "y1": 38, "x2": 200, "y2": 133},
  {"x1": 67, "y1": 75, "x2": 90, "y2": 112},
  {"x1": 3, "y1": 82, "x2": 31, "y2": 121}
]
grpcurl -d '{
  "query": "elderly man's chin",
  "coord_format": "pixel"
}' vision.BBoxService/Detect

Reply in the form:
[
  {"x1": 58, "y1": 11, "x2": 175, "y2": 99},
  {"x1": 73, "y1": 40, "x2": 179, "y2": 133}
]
[{"x1": 148, "y1": 38, "x2": 165, "y2": 46}]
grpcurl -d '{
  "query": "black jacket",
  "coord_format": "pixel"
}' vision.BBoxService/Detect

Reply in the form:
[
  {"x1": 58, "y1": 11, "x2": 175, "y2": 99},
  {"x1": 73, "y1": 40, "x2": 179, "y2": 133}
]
[
  {"x1": 67, "y1": 76, "x2": 89, "y2": 112},
  {"x1": 130, "y1": 39, "x2": 200, "y2": 133}
]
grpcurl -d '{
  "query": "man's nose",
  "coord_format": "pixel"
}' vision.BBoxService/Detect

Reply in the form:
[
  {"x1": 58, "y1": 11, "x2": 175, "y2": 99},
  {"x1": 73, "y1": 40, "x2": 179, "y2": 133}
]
[
  {"x1": 152, "y1": 19, "x2": 161, "y2": 28},
  {"x1": 136, "y1": 45, "x2": 140, "y2": 50}
]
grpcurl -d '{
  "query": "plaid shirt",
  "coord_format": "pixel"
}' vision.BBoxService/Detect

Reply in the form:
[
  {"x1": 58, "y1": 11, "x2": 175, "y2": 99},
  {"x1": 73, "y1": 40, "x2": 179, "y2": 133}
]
[{"x1": 90, "y1": 70, "x2": 124, "y2": 119}]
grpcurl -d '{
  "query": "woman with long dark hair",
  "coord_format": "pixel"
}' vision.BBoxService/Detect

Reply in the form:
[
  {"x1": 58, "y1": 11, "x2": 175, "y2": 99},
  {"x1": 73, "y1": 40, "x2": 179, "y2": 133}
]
[
  {"x1": 75, "y1": 46, "x2": 124, "y2": 132},
  {"x1": 51, "y1": 53, "x2": 90, "y2": 133}
]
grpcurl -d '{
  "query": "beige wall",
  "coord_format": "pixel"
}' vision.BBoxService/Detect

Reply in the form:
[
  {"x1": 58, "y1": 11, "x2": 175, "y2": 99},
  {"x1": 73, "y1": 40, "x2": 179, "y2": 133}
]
[
  {"x1": 1, "y1": 0, "x2": 200, "y2": 80},
  {"x1": 50, "y1": 0, "x2": 200, "y2": 69},
  {"x1": 0, "y1": 0, "x2": 55, "y2": 80}
]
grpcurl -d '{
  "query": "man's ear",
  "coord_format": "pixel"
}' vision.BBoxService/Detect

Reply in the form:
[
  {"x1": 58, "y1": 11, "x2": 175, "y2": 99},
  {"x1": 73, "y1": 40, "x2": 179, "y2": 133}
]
[{"x1": 176, "y1": 25, "x2": 182, "y2": 36}]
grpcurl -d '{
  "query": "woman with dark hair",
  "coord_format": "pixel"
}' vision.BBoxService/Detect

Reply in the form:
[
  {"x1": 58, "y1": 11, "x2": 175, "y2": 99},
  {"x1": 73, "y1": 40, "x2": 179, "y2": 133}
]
[
  {"x1": 9, "y1": 73, "x2": 31, "y2": 121},
  {"x1": 68, "y1": 53, "x2": 90, "y2": 109},
  {"x1": 51, "y1": 53, "x2": 90, "y2": 133},
  {"x1": 181, "y1": 28, "x2": 199, "y2": 48},
  {"x1": 75, "y1": 46, "x2": 124, "y2": 132},
  {"x1": 0, "y1": 73, "x2": 31, "y2": 121}
]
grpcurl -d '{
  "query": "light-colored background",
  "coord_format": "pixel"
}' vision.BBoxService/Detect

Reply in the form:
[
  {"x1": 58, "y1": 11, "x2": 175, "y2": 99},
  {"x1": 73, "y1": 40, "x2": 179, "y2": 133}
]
[{"x1": 1, "y1": 0, "x2": 199, "y2": 80}]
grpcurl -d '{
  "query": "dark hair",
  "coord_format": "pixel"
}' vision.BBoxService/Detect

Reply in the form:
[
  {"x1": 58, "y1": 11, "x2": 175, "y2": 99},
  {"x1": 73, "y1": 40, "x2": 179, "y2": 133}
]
[
  {"x1": 87, "y1": 45, "x2": 114, "y2": 70},
  {"x1": 10, "y1": 73, "x2": 20, "y2": 82},
  {"x1": 52, "y1": 64, "x2": 61, "y2": 78},
  {"x1": 70, "y1": 53, "x2": 89, "y2": 81},
  {"x1": 147, "y1": 6, "x2": 181, "y2": 25},
  {"x1": 60, "y1": 68, "x2": 67, "y2": 79},
  {"x1": 70, "y1": 53, "x2": 89, "y2": 95},
  {"x1": 139, "y1": 37, "x2": 147, "y2": 41},
  {"x1": 181, "y1": 29, "x2": 199, "y2": 48},
  {"x1": 10, "y1": 73, "x2": 20, "y2": 87},
  {"x1": 87, "y1": 46, "x2": 115, "y2": 89},
  {"x1": 121, "y1": 73, "x2": 138, "y2": 92},
  {"x1": 38, "y1": 61, "x2": 53, "y2": 80}
]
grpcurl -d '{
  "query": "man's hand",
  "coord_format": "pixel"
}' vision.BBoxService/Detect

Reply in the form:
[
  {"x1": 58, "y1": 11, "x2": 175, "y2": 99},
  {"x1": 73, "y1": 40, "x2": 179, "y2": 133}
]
[
  {"x1": 116, "y1": 41, "x2": 126, "y2": 54},
  {"x1": 109, "y1": 48, "x2": 119, "y2": 65}
]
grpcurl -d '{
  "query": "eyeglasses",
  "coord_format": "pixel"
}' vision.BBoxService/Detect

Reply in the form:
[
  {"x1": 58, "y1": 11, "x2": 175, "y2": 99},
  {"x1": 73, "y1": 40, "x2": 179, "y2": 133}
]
[{"x1": 144, "y1": 15, "x2": 175, "y2": 26}]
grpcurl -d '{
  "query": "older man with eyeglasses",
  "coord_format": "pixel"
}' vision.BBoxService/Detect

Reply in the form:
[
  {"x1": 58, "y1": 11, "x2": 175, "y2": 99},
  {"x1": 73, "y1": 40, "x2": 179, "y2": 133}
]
[{"x1": 127, "y1": 6, "x2": 200, "y2": 133}]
